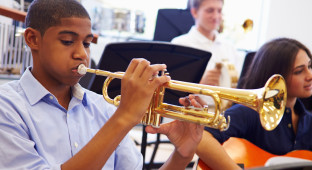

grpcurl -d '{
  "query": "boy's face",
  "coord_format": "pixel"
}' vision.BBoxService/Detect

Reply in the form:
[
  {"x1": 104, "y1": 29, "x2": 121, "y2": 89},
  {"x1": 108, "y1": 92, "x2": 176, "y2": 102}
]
[
  {"x1": 34, "y1": 17, "x2": 93, "y2": 87},
  {"x1": 193, "y1": 0, "x2": 223, "y2": 33}
]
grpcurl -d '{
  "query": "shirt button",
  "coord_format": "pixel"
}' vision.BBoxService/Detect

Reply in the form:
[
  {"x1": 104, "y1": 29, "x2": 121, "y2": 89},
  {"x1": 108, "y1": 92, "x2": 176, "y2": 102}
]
[
  {"x1": 49, "y1": 95, "x2": 53, "y2": 100},
  {"x1": 288, "y1": 123, "x2": 292, "y2": 128},
  {"x1": 74, "y1": 142, "x2": 78, "y2": 148},
  {"x1": 286, "y1": 109, "x2": 290, "y2": 113}
]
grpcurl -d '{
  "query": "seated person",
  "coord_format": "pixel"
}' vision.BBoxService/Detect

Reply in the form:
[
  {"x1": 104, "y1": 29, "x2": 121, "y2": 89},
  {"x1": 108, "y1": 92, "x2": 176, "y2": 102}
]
[
  {"x1": 0, "y1": 0, "x2": 204, "y2": 169},
  {"x1": 171, "y1": 0, "x2": 241, "y2": 86},
  {"x1": 181, "y1": 37, "x2": 312, "y2": 169}
]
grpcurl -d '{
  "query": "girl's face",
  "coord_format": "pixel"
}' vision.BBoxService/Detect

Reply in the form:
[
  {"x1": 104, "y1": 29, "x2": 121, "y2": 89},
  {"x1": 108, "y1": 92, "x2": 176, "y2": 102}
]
[{"x1": 287, "y1": 49, "x2": 312, "y2": 99}]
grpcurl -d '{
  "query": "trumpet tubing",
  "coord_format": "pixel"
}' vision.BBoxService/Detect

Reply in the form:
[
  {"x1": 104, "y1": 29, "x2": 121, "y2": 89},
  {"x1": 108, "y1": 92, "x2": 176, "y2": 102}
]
[{"x1": 78, "y1": 64, "x2": 287, "y2": 131}]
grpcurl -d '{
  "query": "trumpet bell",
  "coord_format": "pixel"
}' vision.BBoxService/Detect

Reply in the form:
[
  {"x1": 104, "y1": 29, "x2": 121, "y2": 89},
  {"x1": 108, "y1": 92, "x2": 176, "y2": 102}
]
[{"x1": 259, "y1": 75, "x2": 286, "y2": 131}]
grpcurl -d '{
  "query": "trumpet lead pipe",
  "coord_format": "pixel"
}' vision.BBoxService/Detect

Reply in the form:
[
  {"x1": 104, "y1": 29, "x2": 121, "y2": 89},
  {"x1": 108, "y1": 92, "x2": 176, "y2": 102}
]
[
  {"x1": 78, "y1": 64, "x2": 123, "y2": 79},
  {"x1": 78, "y1": 64, "x2": 220, "y2": 96}
]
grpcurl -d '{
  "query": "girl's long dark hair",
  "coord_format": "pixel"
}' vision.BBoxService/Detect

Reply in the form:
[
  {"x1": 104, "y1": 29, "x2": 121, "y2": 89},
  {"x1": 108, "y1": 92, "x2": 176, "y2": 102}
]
[{"x1": 240, "y1": 38, "x2": 312, "y2": 89}]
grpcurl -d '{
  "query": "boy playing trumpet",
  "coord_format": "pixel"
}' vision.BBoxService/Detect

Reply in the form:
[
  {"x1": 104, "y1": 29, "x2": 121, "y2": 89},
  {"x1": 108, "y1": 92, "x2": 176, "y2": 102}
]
[{"x1": 0, "y1": 0, "x2": 203, "y2": 169}]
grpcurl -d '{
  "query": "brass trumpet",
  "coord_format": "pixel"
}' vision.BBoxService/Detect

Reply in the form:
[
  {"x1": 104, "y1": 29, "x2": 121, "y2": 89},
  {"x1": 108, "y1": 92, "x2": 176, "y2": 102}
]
[{"x1": 78, "y1": 64, "x2": 287, "y2": 131}]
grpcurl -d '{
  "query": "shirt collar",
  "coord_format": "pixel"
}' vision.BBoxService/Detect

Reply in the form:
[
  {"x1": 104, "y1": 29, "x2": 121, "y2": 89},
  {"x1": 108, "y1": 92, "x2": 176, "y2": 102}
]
[
  {"x1": 189, "y1": 26, "x2": 222, "y2": 44},
  {"x1": 72, "y1": 83, "x2": 85, "y2": 101},
  {"x1": 295, "y1": 99, "x2": 311, "y2": 116},
  {"x1": 20, "y1": 67, "x2": 87, "y2": 106}
]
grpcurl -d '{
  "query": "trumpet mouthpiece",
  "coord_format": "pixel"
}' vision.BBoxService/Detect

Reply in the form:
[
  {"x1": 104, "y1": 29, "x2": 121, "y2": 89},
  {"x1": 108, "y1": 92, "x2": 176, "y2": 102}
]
[{"x1": 78, "y1": 64, "x2": 87, "y2": 75}]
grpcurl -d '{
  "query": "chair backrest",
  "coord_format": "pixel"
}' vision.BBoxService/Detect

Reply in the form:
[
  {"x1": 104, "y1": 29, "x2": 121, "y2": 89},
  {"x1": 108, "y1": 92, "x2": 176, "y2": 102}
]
[
  {"x1": 88, "y1": 41, "x2": 211, "y2": 105},
  {"x1": 236, "y1": 51, "x2": 256, "y2": 89},
  {"x1": 153, "y1": 8, "x2": 194, "y2": 42}
]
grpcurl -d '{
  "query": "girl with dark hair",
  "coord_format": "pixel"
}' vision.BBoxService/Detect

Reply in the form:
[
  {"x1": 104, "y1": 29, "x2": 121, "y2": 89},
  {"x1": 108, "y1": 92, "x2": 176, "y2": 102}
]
[
  {"x1": 181, "y1": 37, "x2": 312, "y2": 169},
  {"x1": 241, "y1": 38, "x2": 312, "y2": 89}
]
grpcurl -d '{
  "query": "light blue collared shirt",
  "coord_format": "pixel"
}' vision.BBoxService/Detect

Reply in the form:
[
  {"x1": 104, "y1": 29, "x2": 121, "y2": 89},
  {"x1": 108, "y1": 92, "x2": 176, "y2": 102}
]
[{"x1": 0, "y1": 68, "x2": 142, "y2": 170}]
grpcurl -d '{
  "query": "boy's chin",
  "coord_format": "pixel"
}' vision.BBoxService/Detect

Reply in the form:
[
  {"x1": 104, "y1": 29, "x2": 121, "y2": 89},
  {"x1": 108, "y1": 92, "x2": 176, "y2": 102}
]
[{"x1": 66, "y1": 79, "x2": 80, "y2": 87}]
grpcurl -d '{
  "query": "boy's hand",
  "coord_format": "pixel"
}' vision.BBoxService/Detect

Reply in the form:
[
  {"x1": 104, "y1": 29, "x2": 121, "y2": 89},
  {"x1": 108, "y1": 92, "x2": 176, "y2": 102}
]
[
  {"x1": 145, "y1": 120, "x2": 204, "y2": 159},
  {"x1": 200, "y1": 68, "x2": 221, "y2": 86},
  {"x1": 179, "y1": 94, "x2": 207, "y2": 108},
  {"x1": 117, "y1": 58, "x2": 170, "y2": 126}
]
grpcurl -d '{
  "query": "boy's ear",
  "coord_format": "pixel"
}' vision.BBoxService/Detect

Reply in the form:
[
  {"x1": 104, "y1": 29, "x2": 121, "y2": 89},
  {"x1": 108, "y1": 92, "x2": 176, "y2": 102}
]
[
  {"x1": 190, "y1": 8, "x2": 197, "y2": 19},
  {"x1": 24, "y1": 28, "x2": 41, "y2": 50}
]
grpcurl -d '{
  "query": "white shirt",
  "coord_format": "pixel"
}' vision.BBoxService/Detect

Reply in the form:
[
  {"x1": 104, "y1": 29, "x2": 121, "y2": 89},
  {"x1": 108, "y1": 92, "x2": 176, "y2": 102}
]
[
  {"x1": 171, "y1": 26, "x2": 243, "y2": 75},
  {"x1": 171, "y1": 26, "x2": 244, "y2": 106}
]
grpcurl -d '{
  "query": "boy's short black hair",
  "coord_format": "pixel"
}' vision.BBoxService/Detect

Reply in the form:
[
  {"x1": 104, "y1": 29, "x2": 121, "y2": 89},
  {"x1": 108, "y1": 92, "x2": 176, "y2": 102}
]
[
  {"x1": 25, "y1": 0, "x2": 91, "y2": 35},
  {"x1": 189, "y1": 0, "x2": 224, "y2": 10}
]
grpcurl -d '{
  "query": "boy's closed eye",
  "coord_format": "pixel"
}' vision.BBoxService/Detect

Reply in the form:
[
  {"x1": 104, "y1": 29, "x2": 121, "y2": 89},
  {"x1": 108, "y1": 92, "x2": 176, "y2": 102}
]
[
  {"x1": 60, "y1": 40, "x2": 91, "y2": 48},
  {"x1": 61, "y1": 40, "x2": 73, "y2": 46},
  {"x1": 83, "y1": 42, "x2": 91, "y2": 48}
]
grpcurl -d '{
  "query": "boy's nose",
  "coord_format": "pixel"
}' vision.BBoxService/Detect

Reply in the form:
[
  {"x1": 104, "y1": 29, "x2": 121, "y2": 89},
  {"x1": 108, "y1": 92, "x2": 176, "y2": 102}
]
[{"x1": 73, "y1": 44, "x2": 88, "y2": 60}]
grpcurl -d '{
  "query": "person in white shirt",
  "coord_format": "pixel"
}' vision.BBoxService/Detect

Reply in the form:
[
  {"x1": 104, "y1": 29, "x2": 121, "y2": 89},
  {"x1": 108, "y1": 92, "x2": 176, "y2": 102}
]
[{"x1": 171, "y1": 0, "x2": 241, "y2": 86}]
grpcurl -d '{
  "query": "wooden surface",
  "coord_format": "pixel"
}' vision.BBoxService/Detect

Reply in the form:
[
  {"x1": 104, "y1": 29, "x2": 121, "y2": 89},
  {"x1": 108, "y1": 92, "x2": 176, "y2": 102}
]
[{"x1": 0, "y1": 5, "x2": 98, "y2": 44}]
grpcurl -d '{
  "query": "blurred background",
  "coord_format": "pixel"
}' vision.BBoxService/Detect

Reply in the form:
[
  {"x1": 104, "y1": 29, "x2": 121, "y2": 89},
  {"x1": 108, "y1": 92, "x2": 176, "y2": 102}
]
[{"x1": 2, "y1": 0, "x2": 312, "y2": 64}]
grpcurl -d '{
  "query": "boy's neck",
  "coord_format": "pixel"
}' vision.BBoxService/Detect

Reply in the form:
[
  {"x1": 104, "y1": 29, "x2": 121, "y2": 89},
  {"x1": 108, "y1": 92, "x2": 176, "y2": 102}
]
[
  {"x1": 196, "y1": 26, "x2": 216, "y2": 41},
  {"x1": 50, "y1": 86, "x2": 72, "y2": 110},
  {"x1": 40, "y1": 81, "x2": 72, "y2": 110}
]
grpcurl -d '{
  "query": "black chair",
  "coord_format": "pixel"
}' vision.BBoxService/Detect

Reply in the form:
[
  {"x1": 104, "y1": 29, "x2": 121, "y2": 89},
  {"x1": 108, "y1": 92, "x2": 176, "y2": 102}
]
[
  {"x1": 237, "y1": 51, "x2": 256, "y2": 89},
  {"x1": 88, "y1": 41, "x2": 211, "y2": 169},
  {"x1": 153, "y1": 8, "x2": 194, "y2": 42}
]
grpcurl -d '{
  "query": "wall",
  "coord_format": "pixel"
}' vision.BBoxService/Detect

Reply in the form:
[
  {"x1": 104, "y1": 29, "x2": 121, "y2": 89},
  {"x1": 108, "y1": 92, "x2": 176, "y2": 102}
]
[
  {"x1": 258, "y1": 0, "x2": 312, "y2": 50},
  {"x1": 222, "y1": 0, "x2": 263, "y2": 51}
]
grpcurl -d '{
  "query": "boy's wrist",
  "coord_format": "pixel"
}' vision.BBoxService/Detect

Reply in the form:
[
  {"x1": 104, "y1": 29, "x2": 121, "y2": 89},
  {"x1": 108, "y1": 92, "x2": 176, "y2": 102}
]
[{"x1": 114, "y1": 107, "x2": 142, "y2": 128}]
